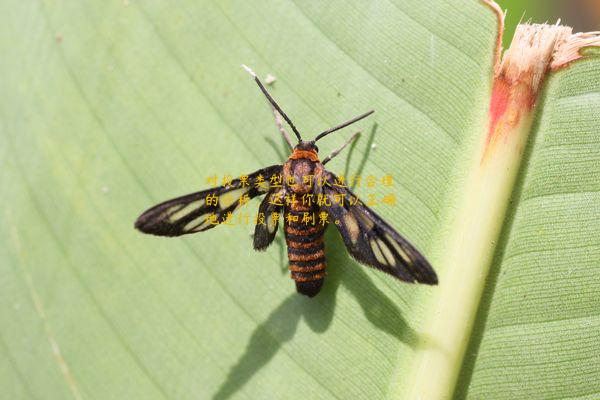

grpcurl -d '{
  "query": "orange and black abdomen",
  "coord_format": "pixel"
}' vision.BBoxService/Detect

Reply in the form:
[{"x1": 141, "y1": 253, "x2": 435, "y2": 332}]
[
  {"x1": 283, "y1": 153, "x2": 327, "y2": 297},
  {"x1": 285, "y1": 204, "x2": 327, "y2": 297}
]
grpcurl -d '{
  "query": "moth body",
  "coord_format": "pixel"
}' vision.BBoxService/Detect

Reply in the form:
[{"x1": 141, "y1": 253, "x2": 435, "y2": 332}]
[
  {"x1": 134, "y1": 66, "x2": 438, "y2": 298},
  {"x1": 283, "y1": 142, "x2": 327, "y2": 296}
]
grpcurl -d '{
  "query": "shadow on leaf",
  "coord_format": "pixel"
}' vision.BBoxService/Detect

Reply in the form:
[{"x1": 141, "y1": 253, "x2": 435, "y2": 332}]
[
  {"x1": 214, "y1": 123, "x2": 424, "y2": 400},
  {"x1": 213, "y1": 232, "x2": 423, "y2": 400}
]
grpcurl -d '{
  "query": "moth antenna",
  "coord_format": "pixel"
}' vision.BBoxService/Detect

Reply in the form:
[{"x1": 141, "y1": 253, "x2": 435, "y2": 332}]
[
  {"x1": 314, "y1": 110, "x2": 374, "y2": 142},
  {"x1": 322, "y1": 131, "x2": 361, "y2": 165},
  {"x1": 242, "y1": 64, "x2": 302, "y2": 141},
  {"x1": 269, "y1": 103, "x2": 294, "y2": 149}
]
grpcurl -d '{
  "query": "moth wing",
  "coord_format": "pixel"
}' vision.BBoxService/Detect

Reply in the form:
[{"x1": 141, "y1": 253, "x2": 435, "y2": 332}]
[
  {"x1": 253, "y1": 189, "x2": 284, "y2": 251},
  {"x1": 135, "y1": 165, "x2": 282, "y2": 237},
  {"x1": 322, "y1": 172, "x2": 437, "y2": 284}
]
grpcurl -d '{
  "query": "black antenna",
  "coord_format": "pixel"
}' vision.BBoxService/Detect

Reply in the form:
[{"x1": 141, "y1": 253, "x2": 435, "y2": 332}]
[
  {"x1": 242, "y1": 65, "x2": 302, "y2": 141},
  {"x1": 314, "y1": 110, "x2": 374, "y2": 142}
]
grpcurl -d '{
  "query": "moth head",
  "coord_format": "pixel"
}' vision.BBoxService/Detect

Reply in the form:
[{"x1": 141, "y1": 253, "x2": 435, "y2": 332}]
[{"x1": 295, "y1": 140, "x2": 319, "y2": 153}]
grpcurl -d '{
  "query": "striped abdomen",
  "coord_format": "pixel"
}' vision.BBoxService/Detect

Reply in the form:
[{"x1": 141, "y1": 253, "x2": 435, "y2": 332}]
[{"x1": 284, "y1": 206, "x2": 327, "y2": 297}]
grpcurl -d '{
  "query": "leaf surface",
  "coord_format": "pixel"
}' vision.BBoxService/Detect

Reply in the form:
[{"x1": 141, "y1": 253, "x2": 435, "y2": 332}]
[{"x1": 0, "y1": 1, "x2": 597, "y2": 399}]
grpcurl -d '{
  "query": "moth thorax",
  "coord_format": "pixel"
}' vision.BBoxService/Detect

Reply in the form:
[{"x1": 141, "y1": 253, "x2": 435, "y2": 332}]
[{"x1": 289, "y1": 159, "x2": 319, "y2": 194}]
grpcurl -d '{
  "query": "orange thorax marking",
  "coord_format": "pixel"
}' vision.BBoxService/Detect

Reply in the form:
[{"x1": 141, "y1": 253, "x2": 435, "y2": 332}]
[{"x1": 289, "y1": 149, "x2": 320, "y2": 162}]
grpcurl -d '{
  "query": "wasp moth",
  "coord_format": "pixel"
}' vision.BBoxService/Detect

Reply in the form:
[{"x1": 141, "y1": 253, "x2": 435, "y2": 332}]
[{"x1": 135, "y1": 66, "x2": 438, "y2": 297}]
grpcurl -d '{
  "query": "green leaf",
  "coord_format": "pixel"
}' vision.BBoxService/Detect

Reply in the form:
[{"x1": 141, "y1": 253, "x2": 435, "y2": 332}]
[
  {"x1": 456, "y1": 56, "x2": 600, "y2": 399},
  {"x1": 0, "y1": 1, "x2": 597, "y2": 399}
]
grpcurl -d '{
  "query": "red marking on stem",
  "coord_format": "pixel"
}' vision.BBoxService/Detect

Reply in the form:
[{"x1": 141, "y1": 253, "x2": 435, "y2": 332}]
[
  {"x1": 482, "y1": 75, "x2": 535, "y2": 163},
  {"x1": 486, "y1": 78, "x2": 510, "y2": 147}
]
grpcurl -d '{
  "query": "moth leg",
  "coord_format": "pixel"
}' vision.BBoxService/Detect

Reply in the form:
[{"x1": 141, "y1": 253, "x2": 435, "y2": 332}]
[
  {"x1": 253, "y1": 188, "x2": 285, "y2": 250},
  {"x1": 269, "y1": 103, "x2": 294, "y2": 149},
  {"x1": 322, "y1": 131, "x2": 361, "y2": 165}
]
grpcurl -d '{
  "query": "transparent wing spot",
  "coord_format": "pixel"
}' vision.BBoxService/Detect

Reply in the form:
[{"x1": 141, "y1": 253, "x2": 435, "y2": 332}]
[
  {"x1": 183, "y1": 213, "x2": 212, "y2": 232},
  {"x1": 370, "y1": 239, "x2": 388, "y2": 266},
  {"x1": 342, "y1": 213, "x2": 360, "y2": 245},
  {"x1": 169, "y1": 200, "x2": 205, "y2": 222},
  {"x1": 219, "y1": 188, "x2": 249, "y2": 209},
  {"x1": 355, "y1": 209, "x2": 375, "y2": 229},
  {"x1": 377, "y1": 239, "x2": 397, "y2": 267},
  {"x1": 386, "y1": 234, "x2": 412, "y2": 264},
  {"x1": 267, "y1": 212, "x2": 278, "y2": 234}
]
